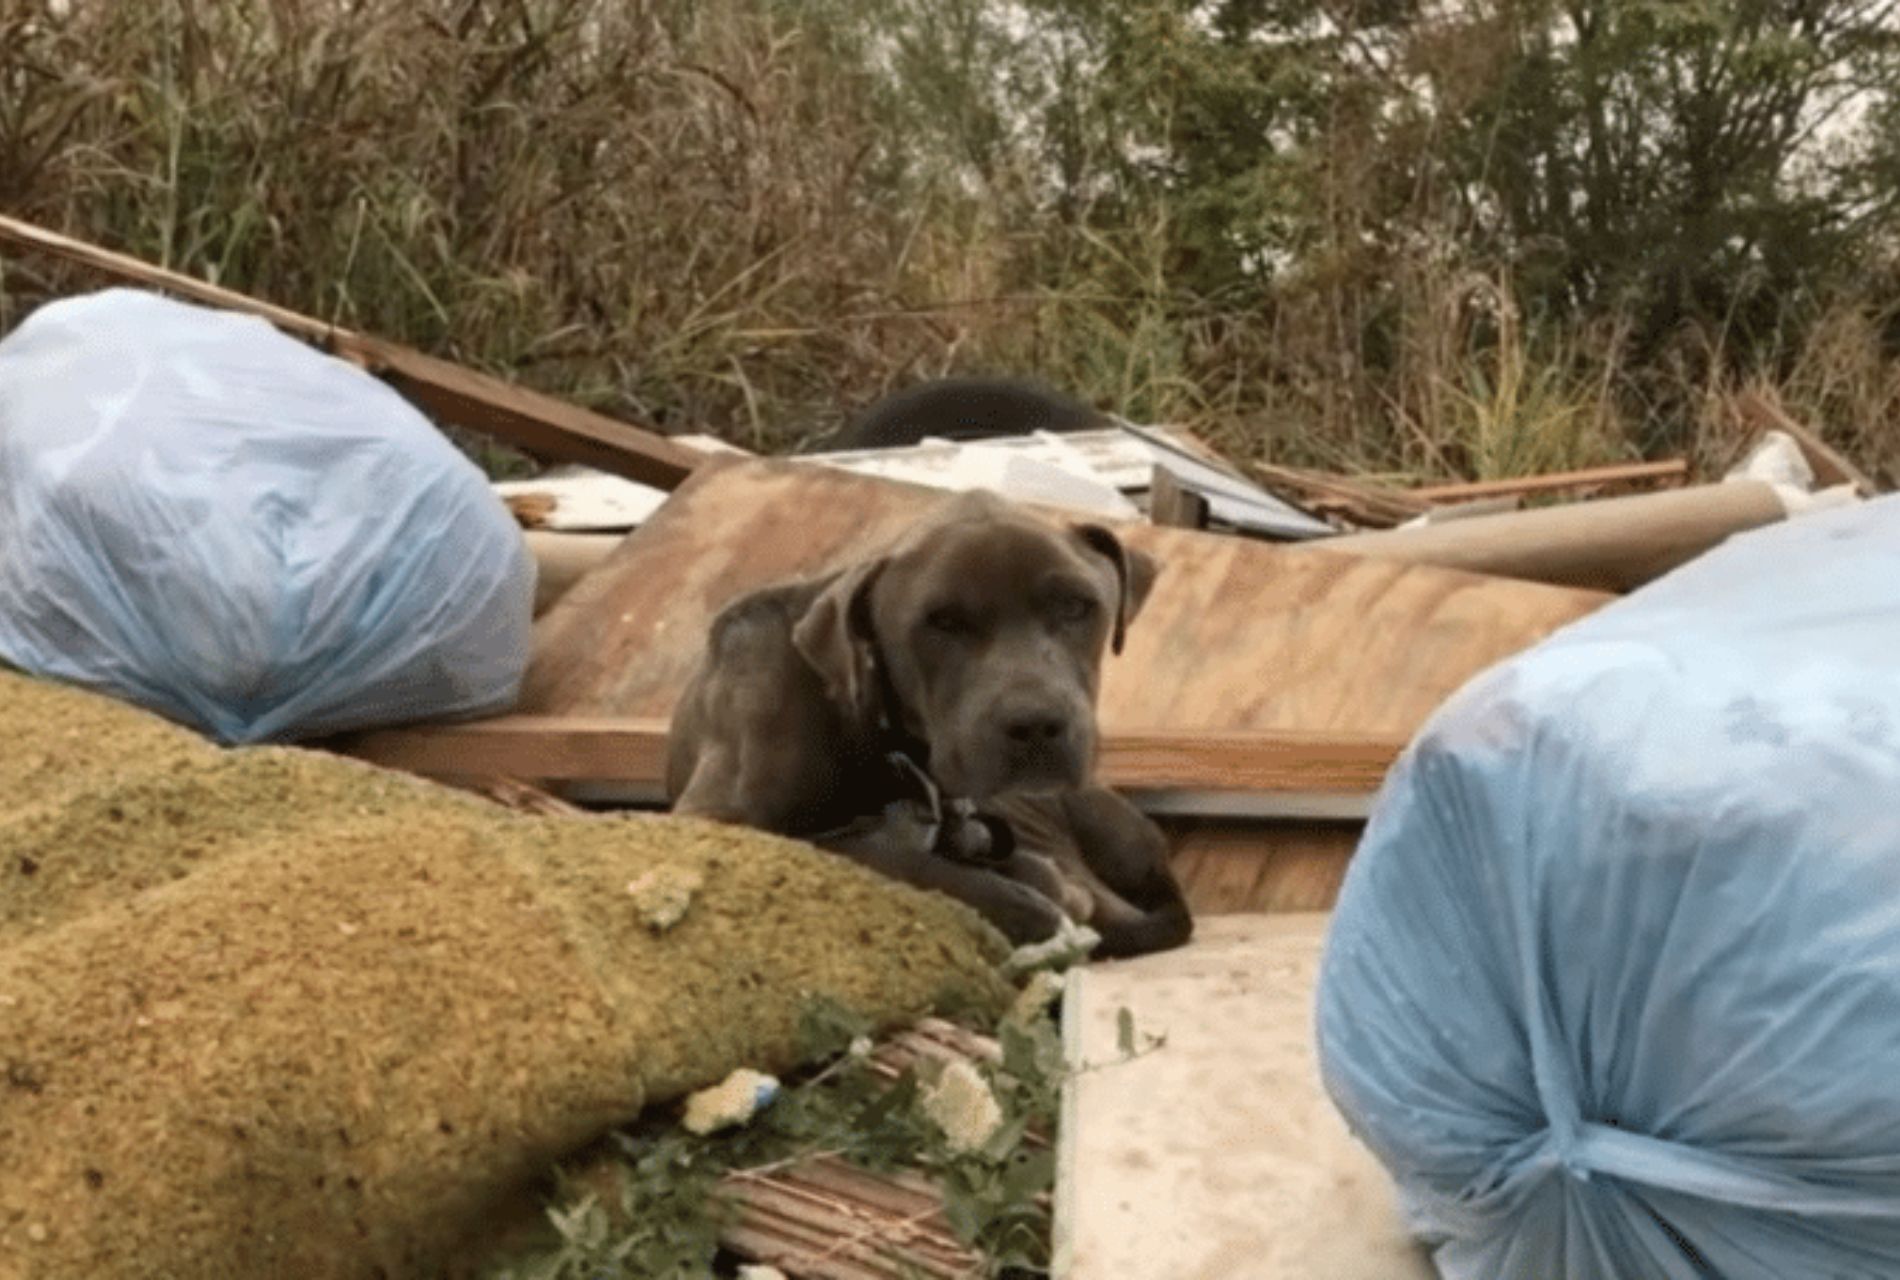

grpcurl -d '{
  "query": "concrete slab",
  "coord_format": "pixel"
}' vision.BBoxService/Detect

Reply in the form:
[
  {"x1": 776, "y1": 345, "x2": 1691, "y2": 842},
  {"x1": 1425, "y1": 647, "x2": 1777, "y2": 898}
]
[{"x1": 1054, "y1": 913, "x2": 1434, "y2": 1280}]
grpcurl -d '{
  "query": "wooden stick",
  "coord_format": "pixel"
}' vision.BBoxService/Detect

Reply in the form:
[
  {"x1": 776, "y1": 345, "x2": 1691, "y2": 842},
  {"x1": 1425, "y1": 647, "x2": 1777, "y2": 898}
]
[
  {"x1": 333, "y1": 715, "x2": 1406, "y2": 797},
  {"x1": 1730, "y1": 387, "x2": 1880, "y2": 496},
  {"x1": 720, "y1": 1181, "x2": 976, "y2": 1279},
  {"x1": 1408, "y1": 458, "x2": 1690, "y2": 502},
  {"x1": 0, "y1": 214, "x2": 703, "y2": 488},
  {"x1": 453, "y1": 775, "x2": 588, "y2": 816}
]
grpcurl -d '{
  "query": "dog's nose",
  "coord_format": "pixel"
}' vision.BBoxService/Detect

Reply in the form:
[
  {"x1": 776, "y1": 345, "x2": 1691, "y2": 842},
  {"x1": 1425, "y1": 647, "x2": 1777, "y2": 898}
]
[{"x1": 1003, "y1": 711, "x2": 1070, "y2": 745}]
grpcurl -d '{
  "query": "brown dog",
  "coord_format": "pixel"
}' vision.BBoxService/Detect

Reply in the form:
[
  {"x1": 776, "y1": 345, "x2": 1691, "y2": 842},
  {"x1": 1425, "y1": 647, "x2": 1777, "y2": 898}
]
[{"x1": 666, "y1": 490, "x2": 1192, "y2": 957}]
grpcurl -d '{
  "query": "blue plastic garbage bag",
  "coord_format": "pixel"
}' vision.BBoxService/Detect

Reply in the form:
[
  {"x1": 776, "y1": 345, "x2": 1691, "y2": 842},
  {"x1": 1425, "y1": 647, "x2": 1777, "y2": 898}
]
[
  {"x1": 1317, "y1": 495, "x2": 1900, "y2": 1280},
  {"x1": 0, "y1": 289, "x2": 534, "y2": 742}
]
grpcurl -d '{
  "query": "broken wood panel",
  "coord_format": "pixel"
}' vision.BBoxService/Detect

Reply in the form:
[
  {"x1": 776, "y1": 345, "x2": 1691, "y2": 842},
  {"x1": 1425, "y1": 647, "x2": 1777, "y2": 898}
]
[
  {"x1": 335, "y1": 716, "x2": 1405, "y2": 799},
  {"x1": 0, "y1": 214, "x2": 701, "y2": 488},
  {"x1": 522, "y1": 459, "x2": 1609, "y2": 744}
]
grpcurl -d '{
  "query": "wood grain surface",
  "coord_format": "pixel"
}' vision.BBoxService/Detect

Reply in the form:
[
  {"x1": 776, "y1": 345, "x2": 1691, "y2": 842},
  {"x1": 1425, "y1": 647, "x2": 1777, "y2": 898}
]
[
  {"x1": 523, "y1": 457, "x2": 1610, "y2": 739},
  {"x1": 1164, "y1": 819, "x2": 1362, "y2": 915}
]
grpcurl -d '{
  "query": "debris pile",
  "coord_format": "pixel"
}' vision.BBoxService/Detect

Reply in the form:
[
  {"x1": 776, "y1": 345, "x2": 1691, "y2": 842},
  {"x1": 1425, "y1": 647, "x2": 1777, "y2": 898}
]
[{"x1": 1, "y1": 212, "x2": 1893, "y2": 1280}]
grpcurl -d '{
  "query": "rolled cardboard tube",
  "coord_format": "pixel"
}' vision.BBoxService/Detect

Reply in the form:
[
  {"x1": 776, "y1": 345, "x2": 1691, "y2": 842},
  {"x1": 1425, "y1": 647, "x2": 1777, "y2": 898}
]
[
  {"x1": 1320, "y1": 481, "x2": 1791, "y2": 593},
  {"x1": 522, "y1": 530, "x2": 624, "y2": 616}
]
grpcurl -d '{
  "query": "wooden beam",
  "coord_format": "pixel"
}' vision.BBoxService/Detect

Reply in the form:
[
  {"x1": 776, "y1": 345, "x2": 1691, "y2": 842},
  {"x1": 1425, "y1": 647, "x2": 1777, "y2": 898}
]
[
  {"x1": 335, "y1": 715, "x2": 675, "y2": 785},
  {"x1": 334, "y1": 715, "x2": 1405, "y2": 798},
  {"x1": 0, "y1": 214, "x2": 703, "y2": 489},
  {"x1": 1099, "y1": 729, "x2": 1399, "y2": 794},
  {"x1": 1408, "y1": 458, "x2": 1690, "y2": 503}
]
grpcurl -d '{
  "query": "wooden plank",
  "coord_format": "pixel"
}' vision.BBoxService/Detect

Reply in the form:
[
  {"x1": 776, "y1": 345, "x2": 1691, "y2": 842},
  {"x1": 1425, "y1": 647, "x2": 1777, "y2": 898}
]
[
  {"x1": 336, "y1": 715, "x2": 672, "y2": 785},
  {"x1": 1102, "y1": 731, "x2": 1399, "y2": 793},
  {"x1": 1408, "y1": 457, "x2": 1690, "y2": 502},
  {"x1": 1731, "y1": 387, "x2": 1880, "y2": 497},
  {"x1": 1054, "y1": 914, "x2": 1431, "y2": 1280},
  {"x1": 335, "y1": 716, "x2": 1405, "y2": 799},
  {"x1": 521, "y1": 459, "x2": 1609, "y2": 745},
  {"x1": 0, "y1": 214, "x2": 702, "y2": 488}
]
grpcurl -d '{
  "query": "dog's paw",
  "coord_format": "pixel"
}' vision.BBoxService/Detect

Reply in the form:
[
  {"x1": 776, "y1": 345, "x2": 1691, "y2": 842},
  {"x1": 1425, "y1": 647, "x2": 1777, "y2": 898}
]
[
  {"x1": 980, "y1": 880, "x2": 1071, "y2": 947},
  {"x1": 1008, "y1": 850, "x2": 1094, "y2": 922}
]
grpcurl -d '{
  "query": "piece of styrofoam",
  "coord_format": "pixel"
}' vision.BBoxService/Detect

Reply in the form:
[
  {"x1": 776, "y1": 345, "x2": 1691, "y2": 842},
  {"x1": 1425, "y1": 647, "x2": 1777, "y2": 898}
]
[
  {"x1": 808, "y1": 425, "x2": 1229, "y2": 494},
  {"x1": 493, "y1": 465, "x2": 669, "y2": 531},
  {"x1": 810, "y1": 437, "x2": 1141, "y2": 519}
]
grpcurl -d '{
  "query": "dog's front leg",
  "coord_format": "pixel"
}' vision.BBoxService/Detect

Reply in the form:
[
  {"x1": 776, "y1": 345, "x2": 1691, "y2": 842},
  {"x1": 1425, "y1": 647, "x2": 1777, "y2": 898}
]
[
  {"x1": 1058, "y1": 787, "x2": 1193, "y2": 958},
  {"x1": 815, "y1": 803, "x2": 1070, "y2": 946}
]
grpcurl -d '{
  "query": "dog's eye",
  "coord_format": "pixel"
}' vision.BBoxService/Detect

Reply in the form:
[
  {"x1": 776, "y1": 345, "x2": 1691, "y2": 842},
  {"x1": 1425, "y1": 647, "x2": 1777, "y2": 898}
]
[
  {"x1": 926, "y1": 606, "x2": 973, "y2": 635},
  {"x1": 1052, "y1": 594, "x2": 1097, "y2": 623}
]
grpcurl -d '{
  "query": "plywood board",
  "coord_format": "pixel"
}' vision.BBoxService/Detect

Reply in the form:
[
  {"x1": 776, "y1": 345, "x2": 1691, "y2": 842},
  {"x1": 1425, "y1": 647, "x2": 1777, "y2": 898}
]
[
  {"x1": 1054, "y1": 914, "x2": 1432, "y2": 1280},
  {"x1": 523, "y1": 458, "x2": 1609, "y2": 741},
  {"x1": 1164, "y1": 819, "x2": 1361, "y2": 914}
]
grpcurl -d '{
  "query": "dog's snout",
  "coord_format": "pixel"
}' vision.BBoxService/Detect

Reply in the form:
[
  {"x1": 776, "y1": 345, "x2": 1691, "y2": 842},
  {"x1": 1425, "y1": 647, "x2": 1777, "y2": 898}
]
[
  {"x1": 966, "y1": 695, "x2": 1089, "y2": 797},
  {"x1": 1004, "y1": 710, "x2": 1070, "y2": 745}
]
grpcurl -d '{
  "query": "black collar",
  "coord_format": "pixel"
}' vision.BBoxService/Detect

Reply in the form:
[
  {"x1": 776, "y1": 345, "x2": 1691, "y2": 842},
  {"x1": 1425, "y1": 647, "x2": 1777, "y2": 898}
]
[
  {"x1": 865, "y1": 634, "x2": 937, "y2": 806},
  {"x1": 862, "y1": 637, "x2": 1013, "y2": 864},
  {"x1": 867, "y1": 634, "x2": 929, "y2": 765}
]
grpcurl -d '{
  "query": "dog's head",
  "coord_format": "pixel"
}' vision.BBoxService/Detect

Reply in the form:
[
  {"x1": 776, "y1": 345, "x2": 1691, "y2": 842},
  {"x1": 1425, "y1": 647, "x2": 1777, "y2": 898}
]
[{"x1": 792, "y1": 491, "x2": 1158, "y2": 801}]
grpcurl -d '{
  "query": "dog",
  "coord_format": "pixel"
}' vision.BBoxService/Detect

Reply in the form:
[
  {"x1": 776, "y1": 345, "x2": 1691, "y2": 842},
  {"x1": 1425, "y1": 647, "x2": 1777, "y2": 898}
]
[
  {"x1": 814, "y1": 376, "x2": 1107, "y2": 452},
  {"x1": 666, "y1": 489, "x2": 1192, "y2": 958}
]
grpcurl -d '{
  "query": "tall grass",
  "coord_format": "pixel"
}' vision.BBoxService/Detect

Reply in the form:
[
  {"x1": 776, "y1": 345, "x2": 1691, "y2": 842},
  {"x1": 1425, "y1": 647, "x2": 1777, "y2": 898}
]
[{"x1": 0, "y1": 0, "x2": 1893, "y2": 482}]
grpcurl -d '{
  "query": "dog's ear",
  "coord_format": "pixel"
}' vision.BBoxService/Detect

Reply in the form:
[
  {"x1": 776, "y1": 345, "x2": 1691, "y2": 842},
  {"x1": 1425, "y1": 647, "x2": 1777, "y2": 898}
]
[
  {"x1": 792, "y1": 559, "x2": 887, "y2": 720},
  {"x1": 1072, "y1": 523, "x2": 1159, "y2": 655}
]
